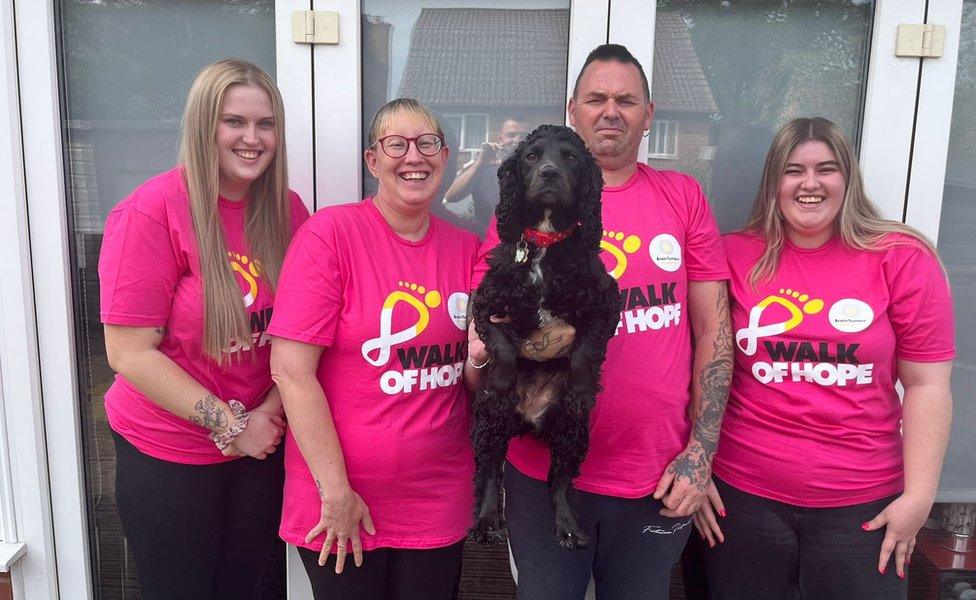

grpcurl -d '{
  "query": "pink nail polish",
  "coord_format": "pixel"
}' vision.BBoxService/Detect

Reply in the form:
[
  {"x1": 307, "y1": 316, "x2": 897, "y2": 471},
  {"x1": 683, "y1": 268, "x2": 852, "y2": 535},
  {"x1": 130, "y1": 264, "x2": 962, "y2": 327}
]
[
  {"x1": 719, "y1": 509, "x2": 727, "y2": 517},
  {"x1": 879, "y1": 566, "x2": 886, "y2": 575},
  {"x1": 861, "y1": 522, "x2": 871, "y2": 531},
  {"x1": 897, "y1": 572, "x2": 904, "y2": 580}
]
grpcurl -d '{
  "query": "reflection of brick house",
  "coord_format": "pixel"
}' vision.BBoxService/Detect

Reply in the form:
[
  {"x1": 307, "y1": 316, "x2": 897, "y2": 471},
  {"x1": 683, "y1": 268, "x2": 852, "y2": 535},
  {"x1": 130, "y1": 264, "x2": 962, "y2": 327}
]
[
  {"x1": 648, "y1": 12, "x2": 718, "y2": 182},
  {"x1": 386, "y1": 8, "x2": 717, "y2": 174},
  {"x1": 395, "y1": 8, "x2": 569, "y2": 163}
]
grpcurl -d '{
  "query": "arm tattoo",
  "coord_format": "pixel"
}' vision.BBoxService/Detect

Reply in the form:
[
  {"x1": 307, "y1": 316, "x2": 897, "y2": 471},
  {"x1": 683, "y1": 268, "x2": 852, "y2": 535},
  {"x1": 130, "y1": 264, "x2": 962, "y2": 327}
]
[
  {"x1": 153, "y1": 326, "x2": 166, "y2": 335},
  {"x1": 316, "y1": 479, "x2": 324, "y2": 499},
  {"x1": 189, "y1": 394, "x2": 228, "y2": 432},
  {"x1": 691, "y1": 283, "x2": 733, "y2": 463}
]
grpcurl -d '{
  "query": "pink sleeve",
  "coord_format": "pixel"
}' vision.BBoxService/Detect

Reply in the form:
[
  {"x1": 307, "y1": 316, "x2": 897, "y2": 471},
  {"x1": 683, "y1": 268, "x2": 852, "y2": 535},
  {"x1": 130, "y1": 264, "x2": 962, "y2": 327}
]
[
  {"x1": 682, "y1": 177, "x2": 730, "y2": 281},
  {"x1": 471, "y1": 216, "x2": 500, "y2": 291},
  {"x1": 267, "y1": 222, "x2": 342, "y2": 347},
  {"x1": 886, "y1": 245, "x2": 955, "y2": 362},
  {"x1": 98, "y1": 207, "x2": 181, "y2": 326}
]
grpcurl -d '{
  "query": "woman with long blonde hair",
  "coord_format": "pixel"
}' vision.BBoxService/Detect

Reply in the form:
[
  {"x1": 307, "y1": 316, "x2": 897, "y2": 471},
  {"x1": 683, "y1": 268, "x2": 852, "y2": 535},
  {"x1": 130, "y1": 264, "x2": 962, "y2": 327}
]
[
  {"x1": 695, "y1": 117, "x2": 954, "y2": 599},
  {"x1": 98, "y1": 58, "x2": 308, "y2": 599}
]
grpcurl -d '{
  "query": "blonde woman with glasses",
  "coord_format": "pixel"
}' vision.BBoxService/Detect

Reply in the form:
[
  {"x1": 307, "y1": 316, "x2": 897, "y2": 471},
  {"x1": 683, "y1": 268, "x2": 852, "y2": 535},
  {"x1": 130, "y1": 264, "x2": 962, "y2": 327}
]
[
  {"x1": 98, "y1": 59, "x2": 309, "y2": 599},
  {"x1": 269, "y1": 98, "x2": 482, "y2": 599}
]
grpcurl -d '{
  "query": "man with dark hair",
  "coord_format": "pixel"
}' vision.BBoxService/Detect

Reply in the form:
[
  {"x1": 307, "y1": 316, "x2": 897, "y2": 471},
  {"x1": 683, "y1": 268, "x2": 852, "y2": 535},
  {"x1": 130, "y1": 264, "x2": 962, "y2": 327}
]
[
  {"x1": 444, "y1": 115, "x2": 534, "y2": 235},
  {"x1": 486, "y1": 43, "x2": 733, "y2": 599}
]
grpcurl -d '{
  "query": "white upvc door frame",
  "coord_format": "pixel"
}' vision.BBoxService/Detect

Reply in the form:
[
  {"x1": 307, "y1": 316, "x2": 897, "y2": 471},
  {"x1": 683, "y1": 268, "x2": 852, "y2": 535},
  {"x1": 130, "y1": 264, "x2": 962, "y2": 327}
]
[
  {"x1": 14, "y1": 3, "x2": 315, "y2": 599},
  {"x1": 903, "y1": 0, "x2": 965, "y2": 243}
]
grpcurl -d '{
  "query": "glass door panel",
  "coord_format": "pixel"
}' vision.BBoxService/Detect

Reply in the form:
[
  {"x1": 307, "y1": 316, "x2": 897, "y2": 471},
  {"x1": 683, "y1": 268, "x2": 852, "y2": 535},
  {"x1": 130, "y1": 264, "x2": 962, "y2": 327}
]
[
  {"x1": 360, "y1": 1, "x2": 573, "y2": 239},
  {"x1": 933, "y1": 0, "x2": 975, "y2": 502},
  {"x1": 650, "y1": 0, "x2": 873, "y2": 232},
  {"x1": 58, "y1": 2, "x2": 283, "y2": 597}
]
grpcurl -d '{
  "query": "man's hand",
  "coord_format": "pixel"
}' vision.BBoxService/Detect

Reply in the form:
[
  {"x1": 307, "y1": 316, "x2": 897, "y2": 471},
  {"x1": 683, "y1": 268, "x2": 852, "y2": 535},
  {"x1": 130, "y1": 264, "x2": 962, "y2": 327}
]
[{"x1": 653, "y1": 442, "x2": 711, "y2": 517}]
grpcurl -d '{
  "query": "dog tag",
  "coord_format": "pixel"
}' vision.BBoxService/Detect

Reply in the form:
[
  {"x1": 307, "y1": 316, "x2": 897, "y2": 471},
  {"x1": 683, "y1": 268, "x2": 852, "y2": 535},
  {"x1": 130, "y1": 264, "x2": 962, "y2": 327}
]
[{"x1": 514, "y1": 239, "x2": 529, "y2": 263}]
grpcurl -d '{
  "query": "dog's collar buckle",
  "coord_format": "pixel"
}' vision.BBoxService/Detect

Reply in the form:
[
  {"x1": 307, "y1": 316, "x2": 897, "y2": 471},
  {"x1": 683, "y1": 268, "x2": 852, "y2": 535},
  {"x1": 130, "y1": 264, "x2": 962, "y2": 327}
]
[
  {"x1": 514, "y1": 238, "x2": 529, "y2": 263},
  {"x1": 522, "y1": 225, "x2": 577, "y2": 249}
]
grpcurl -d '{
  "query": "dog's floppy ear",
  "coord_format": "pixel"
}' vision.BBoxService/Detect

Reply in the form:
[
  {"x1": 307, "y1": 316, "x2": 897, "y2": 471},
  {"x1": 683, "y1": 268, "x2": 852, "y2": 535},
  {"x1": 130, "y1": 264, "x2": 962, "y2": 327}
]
[
  {"x1": 576, "y1": 148, "x2": 605, "y2": 250},
  {"x1": 495, "y1": 147, "x2": 526, "y2": 244}
]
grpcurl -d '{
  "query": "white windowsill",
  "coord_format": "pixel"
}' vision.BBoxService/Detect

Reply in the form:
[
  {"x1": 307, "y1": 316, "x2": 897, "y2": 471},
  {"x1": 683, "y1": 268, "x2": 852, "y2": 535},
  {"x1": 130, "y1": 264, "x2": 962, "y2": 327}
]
[{"x1": 0, "y1": 542, "x2": 26, "y2": 572}]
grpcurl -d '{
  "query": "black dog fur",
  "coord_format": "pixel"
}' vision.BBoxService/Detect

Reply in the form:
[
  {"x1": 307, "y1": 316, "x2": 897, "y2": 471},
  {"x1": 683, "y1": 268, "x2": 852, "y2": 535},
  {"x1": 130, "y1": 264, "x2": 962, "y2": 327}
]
[{"x1": 470, "y1": 125, "x2": 621, "y2": 550}]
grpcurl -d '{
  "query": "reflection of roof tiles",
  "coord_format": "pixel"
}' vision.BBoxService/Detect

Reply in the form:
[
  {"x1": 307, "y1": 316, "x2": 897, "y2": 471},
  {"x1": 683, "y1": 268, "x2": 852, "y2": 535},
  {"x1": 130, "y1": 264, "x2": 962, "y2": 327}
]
[
  {"x1": 397, "y1": 8, "x2": 717, "y2": 115},
  {"x1": 398, "y1": 8, "x2": 569, "y2": 106},
  {"x1": 651, "y1": 12, "x2": 718, "y2": 114}
]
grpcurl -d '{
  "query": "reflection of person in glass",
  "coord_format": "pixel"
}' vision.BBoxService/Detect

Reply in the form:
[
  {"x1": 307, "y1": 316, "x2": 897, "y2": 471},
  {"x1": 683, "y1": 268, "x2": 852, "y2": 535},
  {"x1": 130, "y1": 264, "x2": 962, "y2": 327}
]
[
  {"x1": 468, "y1": 44, "x2": 732, "y2": 599},
  {"x1": 98, "y1": 59, "x2": 308, "y2": 599},
  {"x1": 443, "y1": 115, "x2": 534, "y2": 235},
  {"x1": 269, "y1": 98, "x2": 482, "y2": 599},
  {"x1": 696, "y1": 117, "x2": 954, "y2": 599}
]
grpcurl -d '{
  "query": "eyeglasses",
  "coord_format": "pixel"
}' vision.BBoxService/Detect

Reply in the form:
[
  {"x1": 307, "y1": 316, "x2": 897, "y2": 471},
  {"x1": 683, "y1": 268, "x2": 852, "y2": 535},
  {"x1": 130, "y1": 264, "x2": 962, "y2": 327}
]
[{"x1": 371, "y1": 133, "x2": 444, "y2": 158}]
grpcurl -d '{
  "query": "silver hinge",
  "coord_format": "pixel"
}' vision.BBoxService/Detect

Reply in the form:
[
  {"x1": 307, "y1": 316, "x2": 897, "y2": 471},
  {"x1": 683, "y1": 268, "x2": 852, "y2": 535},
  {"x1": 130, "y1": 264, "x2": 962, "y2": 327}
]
[
  {"x1": 292, "y1": 10, "x2": 339, "y2": 45},
  {"x1": 895, "y1": 24, "x2": 945, "y2": 58}
]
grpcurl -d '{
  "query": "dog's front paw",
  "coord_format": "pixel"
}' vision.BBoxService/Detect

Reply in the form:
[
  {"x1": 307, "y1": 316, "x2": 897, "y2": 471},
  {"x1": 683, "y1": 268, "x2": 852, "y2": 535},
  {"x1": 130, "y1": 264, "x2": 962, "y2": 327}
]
[
  {"x1": 469, "y1": 518, "x2": 508, "y2": 546},
  {"x1": 554, "y1": 525, "x2": 590, "y2": 550}
]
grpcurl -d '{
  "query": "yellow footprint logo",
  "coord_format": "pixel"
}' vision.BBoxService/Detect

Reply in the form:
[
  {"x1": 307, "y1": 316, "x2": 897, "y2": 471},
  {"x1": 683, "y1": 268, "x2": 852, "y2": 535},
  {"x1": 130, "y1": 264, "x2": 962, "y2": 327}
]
[
  {"x1": 361, "y1": 281, "x2": 442, "y2": 366},
  {"x1": 600, "y1": 230, "x2": 642, "y2": 279},
  {"x1": 735, "y1": 288, "x2": 824, "y2": 356},
  {"x1": 228, "y1": 252, "x2": 262, "y2": 308}
]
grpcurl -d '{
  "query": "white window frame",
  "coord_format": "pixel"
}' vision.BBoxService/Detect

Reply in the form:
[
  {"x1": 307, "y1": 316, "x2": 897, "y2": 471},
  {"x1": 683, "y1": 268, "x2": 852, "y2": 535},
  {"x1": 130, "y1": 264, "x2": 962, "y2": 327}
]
[
  {"x1": 647, "y1": 119, "x2": 678, "y2": 160},
  {"x1": 444, "y1": 112, "x2": 491, "y2": 152}
]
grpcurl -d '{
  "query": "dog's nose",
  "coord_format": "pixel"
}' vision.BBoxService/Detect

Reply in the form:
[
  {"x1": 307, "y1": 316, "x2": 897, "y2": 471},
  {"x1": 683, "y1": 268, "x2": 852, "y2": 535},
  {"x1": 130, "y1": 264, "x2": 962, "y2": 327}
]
[{"x1": 538, "y1": 164, "x2": 561, "y2": 181}]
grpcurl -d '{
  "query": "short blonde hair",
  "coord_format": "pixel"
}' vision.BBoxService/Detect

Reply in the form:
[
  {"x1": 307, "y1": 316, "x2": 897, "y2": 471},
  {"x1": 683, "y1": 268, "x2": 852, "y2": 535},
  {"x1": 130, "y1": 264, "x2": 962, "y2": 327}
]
[
  {"x1": 367, "y1": 98, "x2": 443, "y2": 147},
  {"x1": 744, "y1": 117, "x2": 940, "y2": 285}
]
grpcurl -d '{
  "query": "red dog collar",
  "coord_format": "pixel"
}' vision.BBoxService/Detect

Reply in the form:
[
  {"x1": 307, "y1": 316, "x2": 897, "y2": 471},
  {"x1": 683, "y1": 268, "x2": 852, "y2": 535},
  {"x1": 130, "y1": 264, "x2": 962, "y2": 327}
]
[{"x1": 522, "y1": 224, "x2": 578, "y2": 247}]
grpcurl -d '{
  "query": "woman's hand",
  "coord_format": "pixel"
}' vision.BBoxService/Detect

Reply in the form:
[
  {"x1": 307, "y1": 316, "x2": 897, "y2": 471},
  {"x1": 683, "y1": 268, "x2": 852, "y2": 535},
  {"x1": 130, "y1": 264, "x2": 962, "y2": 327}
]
[
  {"x1": 222, "y1": 409, "x2": 286, "y2": 459},
  {"x1": 304, "y1": 486, "x2": 376, "y2": 574},
  {"x1": 862, "y1": 492, "x2": 931, "y2": 578},
  {"x1": 692, "y1": 480, "x2": 727, "y2": 548}
]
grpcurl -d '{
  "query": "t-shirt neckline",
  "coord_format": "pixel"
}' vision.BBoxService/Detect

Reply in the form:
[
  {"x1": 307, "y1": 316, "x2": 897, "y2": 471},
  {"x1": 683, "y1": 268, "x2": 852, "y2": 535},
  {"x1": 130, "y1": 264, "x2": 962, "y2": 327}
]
[{"x1": 364, "y1": 197, "x2": 435, "y2": 247}]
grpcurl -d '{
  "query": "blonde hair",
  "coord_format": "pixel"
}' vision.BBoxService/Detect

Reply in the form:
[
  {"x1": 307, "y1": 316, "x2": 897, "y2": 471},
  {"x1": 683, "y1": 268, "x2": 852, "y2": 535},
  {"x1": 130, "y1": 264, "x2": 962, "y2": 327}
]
[
  {"x1": 178, "y1": 59, "x2": 291, "y2": 360},
  {"x1": 744, "y1": 117, "x2": 939, "y2": 286},
  {"x1": 366, "y1": 98, "x2": 443, "y2": 147}
]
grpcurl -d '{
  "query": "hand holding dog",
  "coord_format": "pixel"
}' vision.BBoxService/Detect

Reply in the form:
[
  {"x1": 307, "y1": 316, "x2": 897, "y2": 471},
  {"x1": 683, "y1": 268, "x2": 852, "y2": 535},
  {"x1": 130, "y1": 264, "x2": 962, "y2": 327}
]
[{"x1": 653, "y1": 442, "x2": 712, "y2": 518}]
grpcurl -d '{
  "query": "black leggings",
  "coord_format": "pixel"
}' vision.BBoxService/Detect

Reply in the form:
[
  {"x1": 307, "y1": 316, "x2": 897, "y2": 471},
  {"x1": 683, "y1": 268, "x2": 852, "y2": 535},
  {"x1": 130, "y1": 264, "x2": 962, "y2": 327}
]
[
  {"x1": 297, "y1": 540, "x2": 464, "y2": 600},
  {"x1": 113, "y1": 431, "x2": 284, "y2": 600}
]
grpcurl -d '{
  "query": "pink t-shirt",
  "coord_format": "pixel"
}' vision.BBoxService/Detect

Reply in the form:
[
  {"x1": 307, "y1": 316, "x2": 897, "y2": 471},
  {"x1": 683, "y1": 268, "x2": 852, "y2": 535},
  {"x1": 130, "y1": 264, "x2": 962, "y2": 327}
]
[
  {"x1": 714, "y1": 232, "x2": 955, "y2": 507},
  {"x1": 99, "y1": 167, "x2": 309, "y2": 464},
  {"x1": 473, "y1": 163, "x2": 729, "y2": 498},
  {"x1": 268, "y1": 199, "x2": 479, "y2": 551}
]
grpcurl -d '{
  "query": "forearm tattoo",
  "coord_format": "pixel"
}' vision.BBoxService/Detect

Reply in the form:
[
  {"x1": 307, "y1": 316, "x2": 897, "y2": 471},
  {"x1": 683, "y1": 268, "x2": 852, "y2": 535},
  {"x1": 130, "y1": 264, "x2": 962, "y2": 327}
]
[
  {"x1": 316, "y1": 479, "x2": 324, "y2": 500},
  {"x1": 691, "y1": 283, "x2": 733, "y2": 463},
  {"x1": 189, "y1": 394, "x2": 228, "y2": 432},
  {"x1": 153, "y1": 326, "x2": 166, "y2": 336}
]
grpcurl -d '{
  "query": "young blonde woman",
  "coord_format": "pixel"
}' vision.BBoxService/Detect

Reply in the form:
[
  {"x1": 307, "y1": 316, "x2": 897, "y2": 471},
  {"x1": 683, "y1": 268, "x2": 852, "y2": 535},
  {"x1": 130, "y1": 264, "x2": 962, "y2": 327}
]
[
  {"x1": 696, "y1": 117, "x2": 954, "y2": 599},
  {"x1": 98, "y1": 59, "x2": 309, "y2": 599}
]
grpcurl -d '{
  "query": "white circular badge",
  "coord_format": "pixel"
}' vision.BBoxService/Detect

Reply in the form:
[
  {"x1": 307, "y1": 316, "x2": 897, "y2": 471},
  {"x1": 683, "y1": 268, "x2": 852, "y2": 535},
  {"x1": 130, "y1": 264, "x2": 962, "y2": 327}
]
[
  {"x1": 827, "y1": 298, "x2": 874, "y2": 333},
  {"x1": 648, "y1": 233, "x2": 682, "y2": 273},
  {"x1": 447, "y1": 292, "x2": 469, "y2": 331}
]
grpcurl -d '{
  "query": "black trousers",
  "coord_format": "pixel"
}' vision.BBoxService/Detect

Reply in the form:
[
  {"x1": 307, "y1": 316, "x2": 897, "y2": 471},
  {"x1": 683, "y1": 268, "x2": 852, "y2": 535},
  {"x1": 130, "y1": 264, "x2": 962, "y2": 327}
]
[
  {"x1": 113, "y1": 431, "x2": 284, "y2": 600},
  {"x1": 504, "y1": 463, "x2": 691, "y2": 600},
  {"x1": 297, "y1": 540, "x2": 464, "y2": 600},
  {"x1": 703, "y1": 476, "x2": 907, "y2": 600}
]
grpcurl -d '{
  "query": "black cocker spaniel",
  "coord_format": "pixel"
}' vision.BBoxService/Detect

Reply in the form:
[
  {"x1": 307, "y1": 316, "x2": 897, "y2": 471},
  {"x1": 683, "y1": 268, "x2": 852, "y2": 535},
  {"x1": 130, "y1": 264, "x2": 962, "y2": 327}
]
[{"x1": 470, "y1": 125, "x2": 621, "y2": 550}]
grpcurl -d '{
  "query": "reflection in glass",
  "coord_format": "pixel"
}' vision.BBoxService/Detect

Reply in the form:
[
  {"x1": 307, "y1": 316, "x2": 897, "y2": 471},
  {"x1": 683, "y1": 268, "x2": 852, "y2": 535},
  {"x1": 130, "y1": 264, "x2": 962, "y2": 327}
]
[
  {"x1": 936, "y1": 0, "x2": 975, "y2": 502},
  {"x1": 362, "y1": 2, "x2": 570, "y2": 237},
  {"x1": 652, "y1": 1, "x2": 873, "y2": 232},
  {"x1": 59, "y1": 1, "x2": 276, "y2": 597}
]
